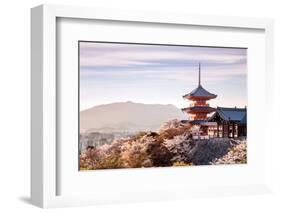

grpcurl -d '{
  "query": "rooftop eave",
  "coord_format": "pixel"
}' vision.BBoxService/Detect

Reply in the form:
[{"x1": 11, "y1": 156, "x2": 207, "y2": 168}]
[
  {"x1": 183, "y1": 94, "x2": 217, "y2": 100},
  {"x1": 182, "y1": 106, "x2": 216, "y2": 113}
]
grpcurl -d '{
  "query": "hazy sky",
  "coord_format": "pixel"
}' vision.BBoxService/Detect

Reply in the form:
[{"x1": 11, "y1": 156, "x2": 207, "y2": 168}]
[{"x1": 79, "y1": 42, "x2": 247, "y2": 110}]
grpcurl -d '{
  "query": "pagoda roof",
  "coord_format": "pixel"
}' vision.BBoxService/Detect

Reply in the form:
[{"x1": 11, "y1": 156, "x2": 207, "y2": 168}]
[
  {"x1": 182, "y1": 106, "x2": 216, "y2": 113},
  {"x1": 183, "y1": 85, "x2": 217, "y2": 99},
  {"x1": 183, "y1": 63, "x2": 217, "y2": 100},
  {"x1": 189, "y1": 120, "x2": 217, "y2": 126},
  {"x1": 209, "y1": 107, "x2": 247, "y2": 122}
]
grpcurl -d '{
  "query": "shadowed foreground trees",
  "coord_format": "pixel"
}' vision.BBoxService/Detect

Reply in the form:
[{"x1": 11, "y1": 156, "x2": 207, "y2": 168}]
[{"x1": 80, "y1": 119, "x2": 247, "y2": 170}]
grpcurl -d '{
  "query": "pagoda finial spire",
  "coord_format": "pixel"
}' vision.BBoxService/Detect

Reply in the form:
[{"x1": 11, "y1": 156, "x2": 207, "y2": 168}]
[{"x1": 198, "y1": 62, "x2": 201, "y2": 86}]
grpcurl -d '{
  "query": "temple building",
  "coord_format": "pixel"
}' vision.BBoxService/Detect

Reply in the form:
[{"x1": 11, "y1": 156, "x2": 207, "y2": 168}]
[
  {"x1": 181, "y1": 63, "x2": 247, "y2": 138},
  {"x1": 182, "y1": 63, "x2": 217, "y2": 136},
  {"x1": 208, "y1": 107, "x2": 247, "y2": 138}
]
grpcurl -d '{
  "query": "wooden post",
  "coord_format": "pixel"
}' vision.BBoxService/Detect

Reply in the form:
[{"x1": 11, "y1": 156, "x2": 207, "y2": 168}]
[
  {"x1": 222, "y1": 121, "x2": 224, "y2": 138},
  {"x1": 217, "y1": 121, "x2": 219, "y2": 137},
  {"x1": 232, "y1": 122, "x2": 235, "y2": 138},
  {"x1": 227, "y1": 122, "x2": 230, "y2": 138}
]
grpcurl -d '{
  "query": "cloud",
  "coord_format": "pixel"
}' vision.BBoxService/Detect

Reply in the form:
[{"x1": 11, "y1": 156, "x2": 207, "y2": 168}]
[
  {"x1": 80, "y1": 62, "x2": 246, "y2": 86},
  {"x1": 79, "y1": 42, "x2": 247, "y2": 69},
  {"x1": 79, "y1": 42, "x2": 247, "y2": 109}
]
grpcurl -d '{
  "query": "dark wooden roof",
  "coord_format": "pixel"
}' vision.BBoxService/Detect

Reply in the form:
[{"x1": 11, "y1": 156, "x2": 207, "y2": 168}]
[
  {"x1": 182, "y1": 106, "x2": 216, "y2": 113},
  {"x1": 209, "y1": 107, "x2": 247, "y2": 122},
  {"x1": 183, "y1": 63, "x2": 217, "y2": 100},
  {"x1": 183, "y1": 85, "x2": 217, "y2": 99}
]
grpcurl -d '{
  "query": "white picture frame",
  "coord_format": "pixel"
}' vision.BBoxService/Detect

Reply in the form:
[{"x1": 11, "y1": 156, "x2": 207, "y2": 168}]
[{"x1": 31, "y1": 4, "x2": 274, "y2": 208}]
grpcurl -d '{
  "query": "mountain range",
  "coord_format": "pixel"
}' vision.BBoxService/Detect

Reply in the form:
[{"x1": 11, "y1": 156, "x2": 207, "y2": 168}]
[{"x1": 80, "y1": 101, "x2": 186, "y2": 133}]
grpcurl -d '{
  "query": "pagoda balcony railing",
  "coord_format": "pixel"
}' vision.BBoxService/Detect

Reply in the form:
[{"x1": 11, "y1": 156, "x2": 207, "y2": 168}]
[{"x1": 190, "y1": 103, "x2": 209, "y2": 107}]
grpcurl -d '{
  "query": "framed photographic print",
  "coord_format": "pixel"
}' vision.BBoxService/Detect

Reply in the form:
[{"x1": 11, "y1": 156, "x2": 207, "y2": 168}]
[
  {"x1": 78, "y1": 41, "x2": 247, "y2": 170},
  {"x1": 31, "y1": 4, "x2": 274, "y2": 208}
]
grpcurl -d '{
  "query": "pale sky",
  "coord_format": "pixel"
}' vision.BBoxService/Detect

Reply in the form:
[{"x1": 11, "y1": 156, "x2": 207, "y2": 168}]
[{"x1": 79, "y1": 42, "x2": 247, "y2": 111}]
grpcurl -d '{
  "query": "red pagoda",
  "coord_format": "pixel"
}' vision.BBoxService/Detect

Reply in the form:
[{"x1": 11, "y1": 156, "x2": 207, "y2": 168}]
[{"x1": 182, "y1": 64, "x2": 217, "y2": 134}]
